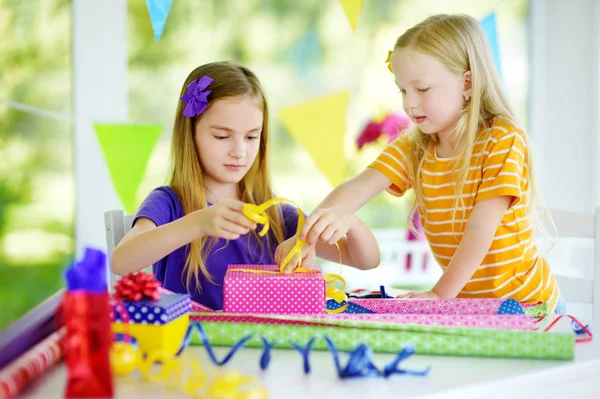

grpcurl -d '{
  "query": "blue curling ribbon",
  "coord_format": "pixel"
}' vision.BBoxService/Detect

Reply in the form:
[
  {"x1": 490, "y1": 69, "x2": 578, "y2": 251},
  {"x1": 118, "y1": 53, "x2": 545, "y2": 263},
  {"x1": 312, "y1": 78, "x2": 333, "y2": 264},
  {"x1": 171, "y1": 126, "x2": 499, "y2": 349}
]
[
  {"x1": 178, "y1": 322, "x2": 429, "y2": 380},
  {"x1": 330, "y1": 339, "x2": 380, "y2": 378},
  {"x1": 571, "y1": 319, "x2": 592, "y2": 335},
  {"x1": 383, "y1": 344, "x2": 431, "y2": 377},
  {"x1": 290, "y1": 337, "x2": 315, "y2": 374},
  {"x1": 380, "y1": 285, "x2": 394, "y2": 299}
]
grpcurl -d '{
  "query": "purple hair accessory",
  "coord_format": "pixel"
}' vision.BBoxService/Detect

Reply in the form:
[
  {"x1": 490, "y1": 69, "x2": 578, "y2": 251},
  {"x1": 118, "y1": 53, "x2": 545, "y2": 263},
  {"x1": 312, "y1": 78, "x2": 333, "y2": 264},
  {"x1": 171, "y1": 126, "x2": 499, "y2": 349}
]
[{"x1": 180, "y1": 75, "x2": 214, "y2": 117}]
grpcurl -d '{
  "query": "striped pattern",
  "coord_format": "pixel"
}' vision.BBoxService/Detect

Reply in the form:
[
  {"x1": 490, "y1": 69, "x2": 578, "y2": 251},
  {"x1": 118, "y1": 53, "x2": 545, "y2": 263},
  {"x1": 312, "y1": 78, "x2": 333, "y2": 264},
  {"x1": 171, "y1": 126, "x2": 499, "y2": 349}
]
[
  {"x1": 0, "y1": 328, "x2": 65, "y2": 399},
  {"x1": 370, "y1": 116, "x2": 559, "y2": 311}
]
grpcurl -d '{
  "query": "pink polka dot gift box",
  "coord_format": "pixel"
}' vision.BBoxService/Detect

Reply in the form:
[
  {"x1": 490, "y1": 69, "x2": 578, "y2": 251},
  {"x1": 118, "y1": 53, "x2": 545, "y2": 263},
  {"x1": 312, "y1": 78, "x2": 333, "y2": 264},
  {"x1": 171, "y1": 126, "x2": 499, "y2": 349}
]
[{"x1": 223, "y1": 264, "x2": 326, "y2": 315}]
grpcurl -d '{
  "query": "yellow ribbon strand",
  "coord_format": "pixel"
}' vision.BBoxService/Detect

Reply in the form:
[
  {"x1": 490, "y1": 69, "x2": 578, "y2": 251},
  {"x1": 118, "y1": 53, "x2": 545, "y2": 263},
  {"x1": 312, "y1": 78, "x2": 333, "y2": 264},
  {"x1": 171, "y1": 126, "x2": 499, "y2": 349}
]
[
  {"x1": 111, "y1": 342, "x2": 268, "y2": 398},
  {"x1": 227, "y1": 267, "x2": 316, "y2": 274},
  {"x1": 241, "y1": 198, "x2": 348, "y2": 314},
  {"x1": 243, "y1": 199, "x2": 305, "y2": 273}
]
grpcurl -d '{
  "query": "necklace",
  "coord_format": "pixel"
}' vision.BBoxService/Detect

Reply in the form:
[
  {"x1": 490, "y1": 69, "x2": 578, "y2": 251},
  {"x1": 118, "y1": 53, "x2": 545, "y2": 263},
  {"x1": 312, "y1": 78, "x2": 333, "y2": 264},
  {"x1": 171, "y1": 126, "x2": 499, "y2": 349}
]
[{"x1": 204, "y1": 185, "x2": 219, "y2": 204}]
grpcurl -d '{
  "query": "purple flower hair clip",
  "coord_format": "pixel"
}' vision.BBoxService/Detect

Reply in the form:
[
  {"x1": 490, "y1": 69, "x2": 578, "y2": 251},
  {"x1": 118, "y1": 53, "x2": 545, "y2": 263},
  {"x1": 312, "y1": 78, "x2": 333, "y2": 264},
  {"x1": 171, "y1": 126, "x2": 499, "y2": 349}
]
[{"x1": 180, "y1": 76, "x2": 214, "y2": 118}]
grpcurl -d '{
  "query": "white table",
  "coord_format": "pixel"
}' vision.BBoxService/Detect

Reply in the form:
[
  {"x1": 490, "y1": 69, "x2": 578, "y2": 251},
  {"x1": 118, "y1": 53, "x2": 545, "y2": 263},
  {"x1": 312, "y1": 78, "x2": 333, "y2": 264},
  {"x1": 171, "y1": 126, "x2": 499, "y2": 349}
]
[{"x1": 22, "y1": 320, "x2": 600, "y2": 399}]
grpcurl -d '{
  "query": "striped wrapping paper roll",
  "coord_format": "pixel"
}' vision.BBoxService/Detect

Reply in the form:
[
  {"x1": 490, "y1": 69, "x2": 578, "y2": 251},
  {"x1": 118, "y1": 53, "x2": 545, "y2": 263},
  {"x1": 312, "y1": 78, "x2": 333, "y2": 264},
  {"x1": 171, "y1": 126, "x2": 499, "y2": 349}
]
[{"x1": 0, "y1": 327, "x2": 65, "y2": 399}]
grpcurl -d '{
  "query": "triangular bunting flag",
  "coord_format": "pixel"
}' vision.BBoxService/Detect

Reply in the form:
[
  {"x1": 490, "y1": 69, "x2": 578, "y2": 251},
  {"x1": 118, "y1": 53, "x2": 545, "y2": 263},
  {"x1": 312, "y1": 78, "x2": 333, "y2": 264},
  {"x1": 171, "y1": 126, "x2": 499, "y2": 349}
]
[
  {"x1": 279, "y1": 92, "x2": 349, "y2": 187},
  {"x1": 338, "y1": 0, "x2": 363, "y2": 32},
  {"x1": 94, "y1": 123, "x2": 163, "y2": 213},
  {"x1": 146, "y1": 0, "x2": 174, "y2": 41},
  {"x1": 283, "y1": 27, "x2": 323, "y2": 76},
  {"x1": 480, "y1": 12, "x2": 503, "y2": 82}
]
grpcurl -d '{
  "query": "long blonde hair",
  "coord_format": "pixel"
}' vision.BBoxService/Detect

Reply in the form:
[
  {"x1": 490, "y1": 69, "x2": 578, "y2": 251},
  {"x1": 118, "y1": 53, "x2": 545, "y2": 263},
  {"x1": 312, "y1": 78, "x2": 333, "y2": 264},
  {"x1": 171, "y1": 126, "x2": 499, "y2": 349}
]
[
  {"x1": 169, "y1": 61, "x2": 286, "y2": 291},
  {"x1": 394, "y1": 14, "x2": 547, "y2": 235}
]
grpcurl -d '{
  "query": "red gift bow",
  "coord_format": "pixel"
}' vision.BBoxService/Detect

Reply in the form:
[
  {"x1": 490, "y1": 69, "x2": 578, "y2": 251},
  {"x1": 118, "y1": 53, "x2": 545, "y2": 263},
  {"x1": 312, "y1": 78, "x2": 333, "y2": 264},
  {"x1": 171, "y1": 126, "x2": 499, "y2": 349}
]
[{"x1": 114, "y1": 272, "x2": 161, "y2": 302}]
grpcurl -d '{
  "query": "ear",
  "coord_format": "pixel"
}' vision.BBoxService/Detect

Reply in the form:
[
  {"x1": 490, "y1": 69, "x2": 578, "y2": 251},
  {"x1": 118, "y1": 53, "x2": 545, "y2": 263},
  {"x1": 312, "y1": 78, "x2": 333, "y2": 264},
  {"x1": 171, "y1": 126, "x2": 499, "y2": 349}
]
[{"x1": 462, "y1": 71, "x2": 472, "y2": 98}]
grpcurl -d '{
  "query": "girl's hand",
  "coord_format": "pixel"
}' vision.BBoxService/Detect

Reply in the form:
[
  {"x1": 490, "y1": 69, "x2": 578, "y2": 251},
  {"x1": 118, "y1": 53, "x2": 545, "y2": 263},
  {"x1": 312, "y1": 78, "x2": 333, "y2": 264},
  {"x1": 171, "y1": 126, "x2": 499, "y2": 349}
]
[
  {"x1": 300, "y1": 206, "x2": 355, "y2": 245},
  {"x1": 396, "y1": 290, "x2": 441, "y2": 299},
  {"x1": 275, "y1": 236, "x2": 316, "y2": 274},
  {"x1": 193, "y1": 199, "x2": 257, "y2": 240}
]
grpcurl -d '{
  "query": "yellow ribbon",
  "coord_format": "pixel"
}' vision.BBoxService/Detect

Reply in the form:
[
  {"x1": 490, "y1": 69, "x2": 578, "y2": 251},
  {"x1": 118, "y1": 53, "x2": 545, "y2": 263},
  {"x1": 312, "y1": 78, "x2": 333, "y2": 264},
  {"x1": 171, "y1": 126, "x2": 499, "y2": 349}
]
[
  {"x1": 240, "y1": 198, "x2": 348, "y2": 314},
  {"x1": 111, "y1": 342, "x2": 268, "y2": 398}
]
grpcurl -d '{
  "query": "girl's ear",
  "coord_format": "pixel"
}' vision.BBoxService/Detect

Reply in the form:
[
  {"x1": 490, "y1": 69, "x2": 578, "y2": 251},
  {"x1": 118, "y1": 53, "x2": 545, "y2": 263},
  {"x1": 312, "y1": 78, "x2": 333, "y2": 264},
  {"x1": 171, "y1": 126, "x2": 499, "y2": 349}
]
[{"x1": 462, "y1": 71, "x2": 472, "y2": 98}]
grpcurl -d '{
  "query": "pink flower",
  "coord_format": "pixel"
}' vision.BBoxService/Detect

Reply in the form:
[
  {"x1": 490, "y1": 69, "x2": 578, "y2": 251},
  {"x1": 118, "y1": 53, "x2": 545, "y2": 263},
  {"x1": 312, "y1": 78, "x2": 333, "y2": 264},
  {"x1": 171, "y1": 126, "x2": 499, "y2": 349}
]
[{"x1": 356, "y1": 113, "x2": 411, "y2": 150}]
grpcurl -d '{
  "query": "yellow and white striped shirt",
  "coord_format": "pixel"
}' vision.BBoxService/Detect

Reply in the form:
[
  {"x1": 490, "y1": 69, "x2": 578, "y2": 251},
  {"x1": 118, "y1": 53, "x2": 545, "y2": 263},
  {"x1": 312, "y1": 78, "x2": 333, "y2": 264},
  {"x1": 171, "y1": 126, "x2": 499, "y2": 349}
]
[{"x1": 370, "y1": 116, "x2": 559, "y2": 311}]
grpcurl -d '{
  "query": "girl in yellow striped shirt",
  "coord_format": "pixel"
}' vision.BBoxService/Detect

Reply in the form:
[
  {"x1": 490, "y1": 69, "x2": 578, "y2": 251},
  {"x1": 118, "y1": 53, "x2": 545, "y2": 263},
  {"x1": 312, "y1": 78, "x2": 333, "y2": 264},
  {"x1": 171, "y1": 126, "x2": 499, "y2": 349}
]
[{"x1": 281, "y1": 14, "x2": 564, "y2": 313}]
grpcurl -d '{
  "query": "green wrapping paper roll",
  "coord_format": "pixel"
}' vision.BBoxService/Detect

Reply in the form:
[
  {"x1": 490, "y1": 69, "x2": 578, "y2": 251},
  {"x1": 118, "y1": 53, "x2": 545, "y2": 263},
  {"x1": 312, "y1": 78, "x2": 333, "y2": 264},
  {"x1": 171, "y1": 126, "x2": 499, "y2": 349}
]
[{"x1": 188, "y1": 315, "x2": 575, "y2": 360}]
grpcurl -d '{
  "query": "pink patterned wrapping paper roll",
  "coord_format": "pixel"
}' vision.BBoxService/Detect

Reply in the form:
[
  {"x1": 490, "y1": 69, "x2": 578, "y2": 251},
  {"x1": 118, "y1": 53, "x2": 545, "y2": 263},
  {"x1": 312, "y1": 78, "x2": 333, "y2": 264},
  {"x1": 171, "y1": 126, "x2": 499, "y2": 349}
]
[
  {"x1": 345, "y1": 298, "x2": 506, "y2": 314},
  {"x1": 0, "y1": 327, "x2": 66, "y2": 399},
  {"x1": 191, "y1": 312, "x2": 535, "y2": 331}
]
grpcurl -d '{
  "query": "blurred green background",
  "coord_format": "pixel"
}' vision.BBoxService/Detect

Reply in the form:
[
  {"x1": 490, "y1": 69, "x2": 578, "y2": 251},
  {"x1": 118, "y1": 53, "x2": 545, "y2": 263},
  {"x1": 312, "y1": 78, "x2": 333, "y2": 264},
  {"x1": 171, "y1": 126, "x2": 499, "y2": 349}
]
[{"x1": 0, "y1": 0, "x2": 528, "y2": 329}]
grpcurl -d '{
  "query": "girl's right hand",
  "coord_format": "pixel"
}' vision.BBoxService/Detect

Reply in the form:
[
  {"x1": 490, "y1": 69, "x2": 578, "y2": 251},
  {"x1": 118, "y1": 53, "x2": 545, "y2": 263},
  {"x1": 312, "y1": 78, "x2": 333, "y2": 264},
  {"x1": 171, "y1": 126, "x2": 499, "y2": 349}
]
[
  {"x1": 194, "y1": 199, "x2": 257, "y2": 240},
  {"x1": 299, "y1": 206, "x2": 355, "y2": 245}
]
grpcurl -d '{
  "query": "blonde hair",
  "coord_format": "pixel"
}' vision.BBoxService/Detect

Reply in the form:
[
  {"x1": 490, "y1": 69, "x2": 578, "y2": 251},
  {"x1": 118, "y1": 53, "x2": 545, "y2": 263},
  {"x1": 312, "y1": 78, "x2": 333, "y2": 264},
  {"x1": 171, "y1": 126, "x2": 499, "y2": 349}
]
[
  {"x1": 393, "y1": 14, "x2": 548, "y2": 236},
  {"x1": 169, "y1": 61, "x2": 286, "y2": 291}
]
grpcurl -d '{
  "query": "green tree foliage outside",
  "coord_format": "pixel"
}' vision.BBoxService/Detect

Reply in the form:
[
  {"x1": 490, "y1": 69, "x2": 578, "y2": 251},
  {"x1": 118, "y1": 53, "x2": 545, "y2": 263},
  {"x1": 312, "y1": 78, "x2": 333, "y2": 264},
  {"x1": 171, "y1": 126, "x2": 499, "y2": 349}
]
[{"x1": 0, "y1": 0, "x2": 527, "y2": 329}]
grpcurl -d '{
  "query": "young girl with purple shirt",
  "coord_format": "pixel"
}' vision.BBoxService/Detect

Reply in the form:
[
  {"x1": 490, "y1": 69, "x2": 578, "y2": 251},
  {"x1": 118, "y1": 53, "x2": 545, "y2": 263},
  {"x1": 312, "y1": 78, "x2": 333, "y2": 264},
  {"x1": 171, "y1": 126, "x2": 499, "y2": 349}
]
[{"x1": 111, "y1": 61, "x2": 380, "y2": 310}]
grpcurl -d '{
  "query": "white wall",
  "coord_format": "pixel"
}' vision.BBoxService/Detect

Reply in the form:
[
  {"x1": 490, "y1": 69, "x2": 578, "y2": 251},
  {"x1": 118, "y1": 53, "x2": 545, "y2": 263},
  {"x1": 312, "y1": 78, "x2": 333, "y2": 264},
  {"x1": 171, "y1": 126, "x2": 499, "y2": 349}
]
[
  {"x1": 529, "y1": 0, "x2": 600, "y2": 213},
  {"x1": 72, "y1": 0, "x2": 128, "y2": 259}
]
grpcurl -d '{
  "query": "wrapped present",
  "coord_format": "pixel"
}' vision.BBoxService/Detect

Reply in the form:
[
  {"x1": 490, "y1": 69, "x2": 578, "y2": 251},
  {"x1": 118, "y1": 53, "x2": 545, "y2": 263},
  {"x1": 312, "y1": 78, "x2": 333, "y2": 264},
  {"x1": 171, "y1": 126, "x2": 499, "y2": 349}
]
[
  {"x1": 189, "y1": 313, "x2": 575, "y2": 360},
  {"x1": 223, "y1": 264, "x2": 326, "y2": 315},
  {"x1": 523, "y1": 302, "x2": 550, "y2": 317},
  {"x1": 63, "y1": 248, "x2": 114, "y2": 398},
  {"x1": 111, "y1": 273, "x2": 191, "y2": 361},
  {"x1": 326, "y1": 298, "x2": 528, "y2": 315},
  {"x1": 0, "y1": 327, "x2": 65, "y2": 399},
  {"x1": 158, "y1": 286, "x2": 215, "y2": 313}
]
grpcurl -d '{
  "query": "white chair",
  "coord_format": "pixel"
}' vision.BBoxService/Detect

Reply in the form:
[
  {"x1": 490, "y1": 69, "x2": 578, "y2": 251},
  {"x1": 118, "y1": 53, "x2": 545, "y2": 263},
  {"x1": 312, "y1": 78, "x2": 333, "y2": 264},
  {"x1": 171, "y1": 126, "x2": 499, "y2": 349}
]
[
  {"x1": 320, "y1": 228, "x2": 440, "y2": 291},
  {"x1": 551, "y1": 207, "x2": 600, "y2": 320},
  {"x1": 104, "y1": 209, "x2": 134, "y2": 289},
  {"x1": 374, "y1": 228, "x2": 440, "y2": 286}
]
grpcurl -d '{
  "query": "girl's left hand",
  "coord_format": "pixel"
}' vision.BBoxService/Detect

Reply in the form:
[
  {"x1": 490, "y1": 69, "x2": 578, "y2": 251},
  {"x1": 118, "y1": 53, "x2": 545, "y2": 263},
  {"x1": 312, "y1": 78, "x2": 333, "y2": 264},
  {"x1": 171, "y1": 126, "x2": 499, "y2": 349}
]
[
  {"x1": 275, "y1": 236, "x2": 316, "y2": 274},
  {"x1": 396, "y1": 290, "x2": 441, "y2": 299}
]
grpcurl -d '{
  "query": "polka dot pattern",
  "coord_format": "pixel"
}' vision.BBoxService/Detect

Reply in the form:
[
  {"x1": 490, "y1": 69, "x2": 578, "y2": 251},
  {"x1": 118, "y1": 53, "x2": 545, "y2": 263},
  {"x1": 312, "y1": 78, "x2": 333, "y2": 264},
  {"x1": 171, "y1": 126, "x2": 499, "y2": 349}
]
[
  {"x1": 112, "y1": 293, "x2": 190, "y2": 325},
  {"x1": 223, "y1": 264, "x2": 326, "y2": 315},
  {"x1": 158, "y1": 286, "x2": 215, "y2": 313},
  {"x1": 326, "y1": 300, "x2": 375, "y2": 313},
  {"x1": 497, "y1": 299, "x2": 526, "y2": 315}
]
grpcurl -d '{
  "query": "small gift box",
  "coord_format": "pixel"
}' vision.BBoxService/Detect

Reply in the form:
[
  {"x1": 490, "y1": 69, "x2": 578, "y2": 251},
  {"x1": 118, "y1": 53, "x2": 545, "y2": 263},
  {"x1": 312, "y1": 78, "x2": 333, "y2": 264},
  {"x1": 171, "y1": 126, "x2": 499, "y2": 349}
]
[
  {"x1": 523, "y1": 301, "x2": 550, "y2": 317},
  {"x1": 111, "y1": 273, "x2": 191, "y2": 361},
  {"x1": 112, "y1": 293, "x2": 190, "y2": 325},
  {"x1": 158, "y1": 286, "x2": 215, "y2": 313},
  {"x1": 223, "y1": 264, "x2": 326, "y2": 315}
]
